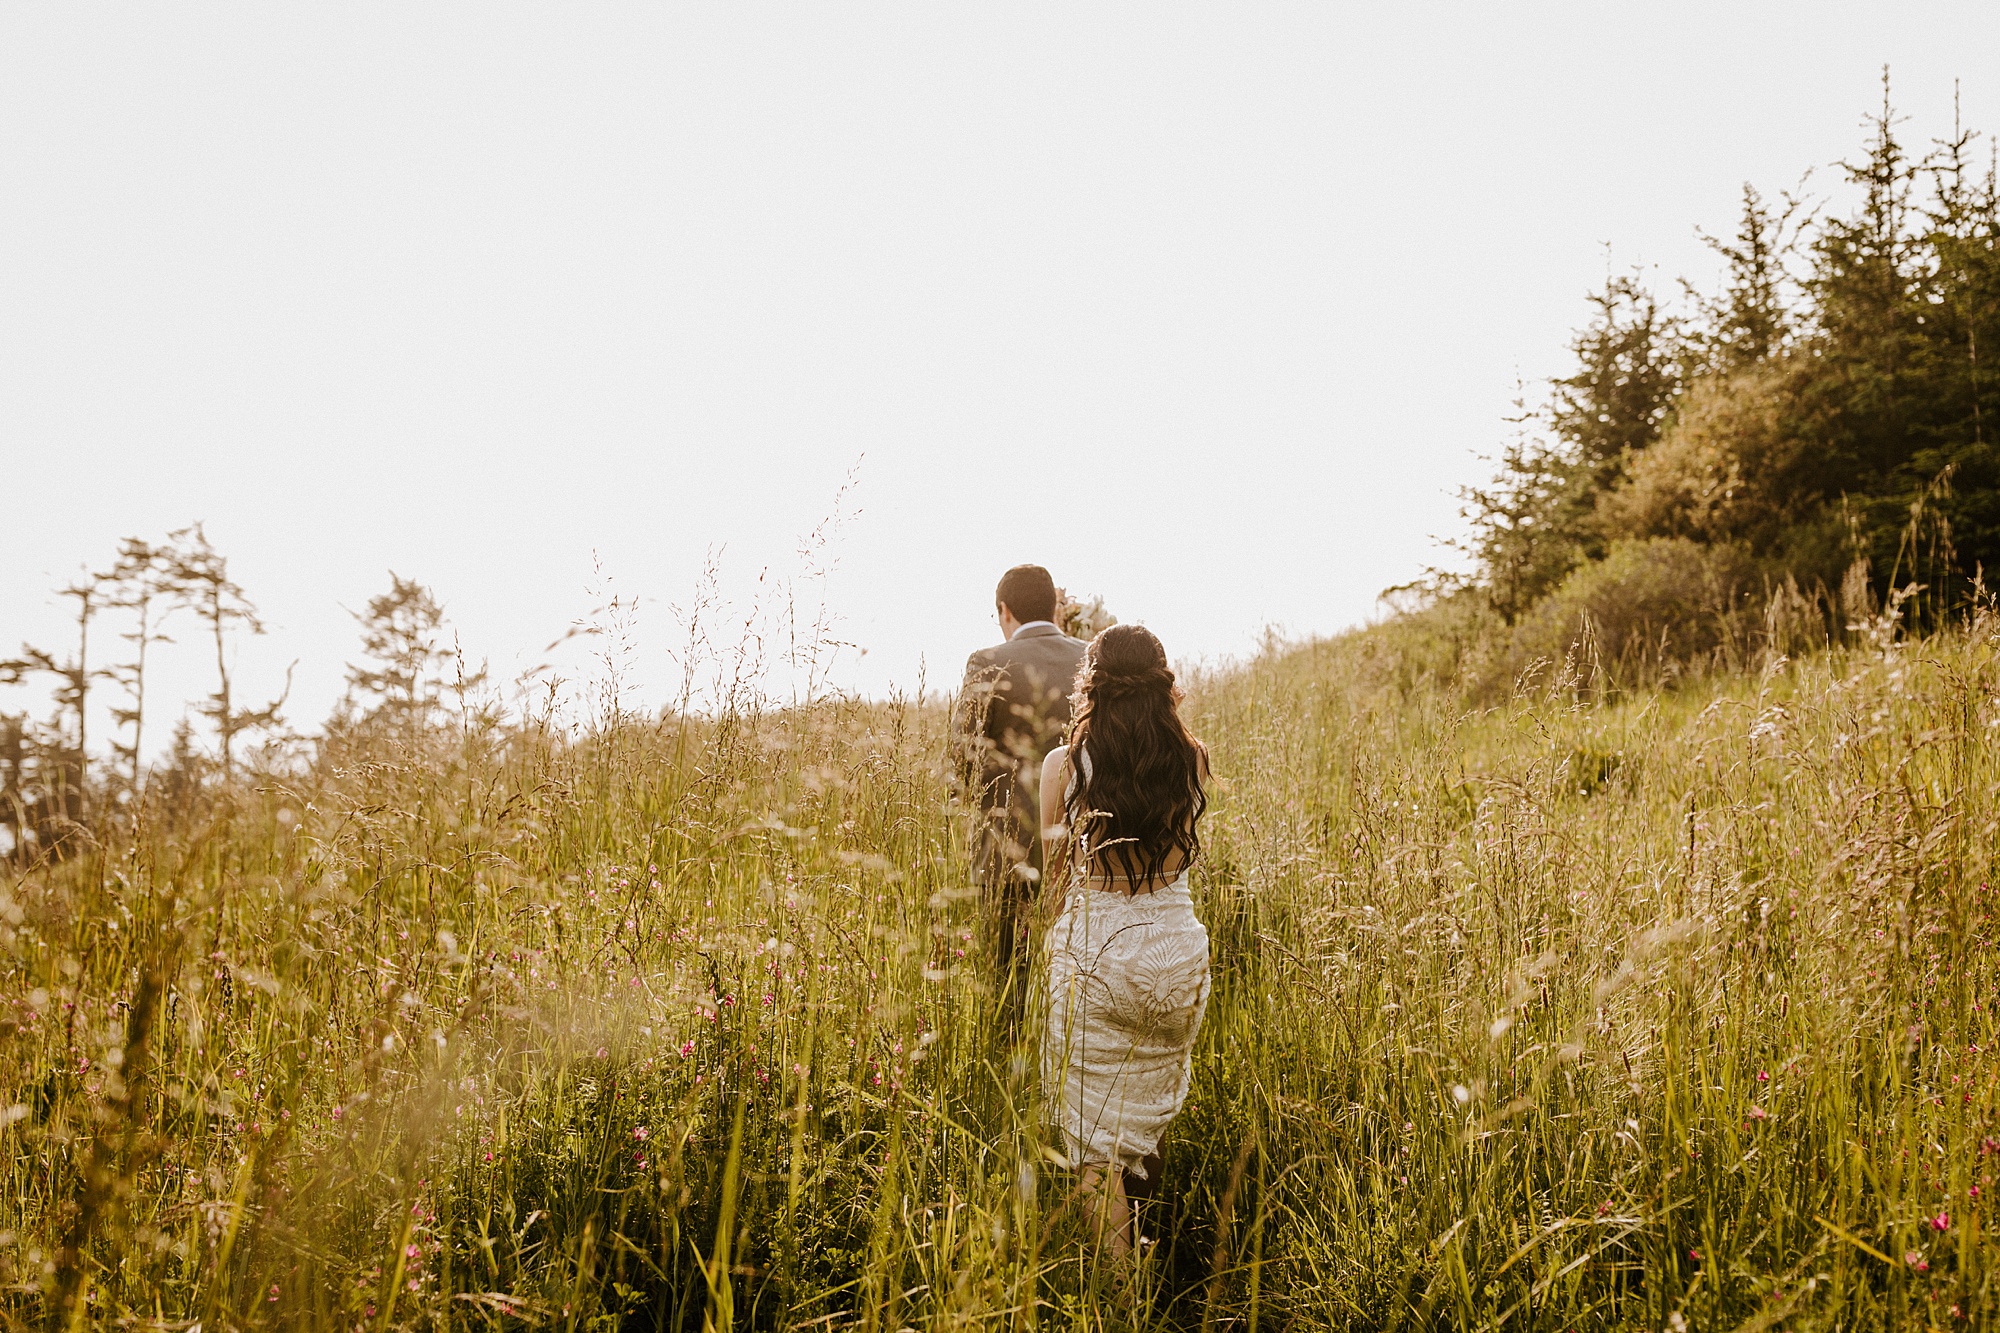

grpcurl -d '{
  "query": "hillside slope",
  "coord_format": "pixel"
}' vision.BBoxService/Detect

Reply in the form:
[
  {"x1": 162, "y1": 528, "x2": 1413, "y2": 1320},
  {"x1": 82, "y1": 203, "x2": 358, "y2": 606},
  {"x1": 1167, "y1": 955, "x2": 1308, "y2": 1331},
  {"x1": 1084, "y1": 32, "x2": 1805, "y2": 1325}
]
[{"x1": 7, "y1": 617, "x2": 2000, "y2": 1328}]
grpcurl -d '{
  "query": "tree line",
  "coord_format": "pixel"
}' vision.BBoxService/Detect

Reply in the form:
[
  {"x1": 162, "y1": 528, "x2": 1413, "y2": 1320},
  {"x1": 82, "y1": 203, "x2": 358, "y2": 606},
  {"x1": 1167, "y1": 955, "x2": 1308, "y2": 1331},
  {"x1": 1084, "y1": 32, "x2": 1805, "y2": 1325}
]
[
  {"x1": 1443, "y1": 78, "x2": 2000, "y2": 685},
  {"x1": 1, "y1": 528, "x2": 472, "y2": 862}
]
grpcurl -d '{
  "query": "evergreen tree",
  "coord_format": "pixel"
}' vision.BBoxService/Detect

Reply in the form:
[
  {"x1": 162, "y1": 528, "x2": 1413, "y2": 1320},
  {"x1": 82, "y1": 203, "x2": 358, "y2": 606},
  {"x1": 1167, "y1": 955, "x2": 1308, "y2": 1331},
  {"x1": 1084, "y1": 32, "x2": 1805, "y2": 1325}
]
[
  {"x1": 1549, "y1": 270, "x2": 1687, "y2": 493},
  {"x1": 1905, "y1": 95, "x2": 2000, "y2": 586},
  {"x1": 1, "y1": 573, "x2": 102, "y2": 822},
  {"x1": 1462, "y1": 273, "x2": 1686, "y2": 620},
  {"x1": 1463, "y1": 78, "x2": 2000, "y2": 636},
  {"x1": 1690, "y1": 183, "x2": 1802, "y2": 373},
  {"x1": 342, "y1": 573, "x2": 462, "y2": 730},
  {"x1": 1459, "y1": 401, "x2": 1585, "y2": 623},
  {"x1": 164, "y1": 525, "x2": 286, "y2": 783},
  {"x1": 102, "y1": 538, "x2": 175, "y2": 800},
  {"x1": 1794, "y1": 77, "x2": 1931, "y2": 506}
]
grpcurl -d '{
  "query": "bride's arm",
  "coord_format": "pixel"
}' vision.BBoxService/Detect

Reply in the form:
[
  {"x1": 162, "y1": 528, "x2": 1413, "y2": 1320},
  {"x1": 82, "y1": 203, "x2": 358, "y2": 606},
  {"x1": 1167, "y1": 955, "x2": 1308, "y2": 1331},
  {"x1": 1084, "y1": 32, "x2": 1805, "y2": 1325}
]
[
  {"x1": 1039, "y1": 745, "x2": 1069, "y2": 853},
  {"x1": 1039, "y1": 745, "x2": 1071, "y2": 910}
]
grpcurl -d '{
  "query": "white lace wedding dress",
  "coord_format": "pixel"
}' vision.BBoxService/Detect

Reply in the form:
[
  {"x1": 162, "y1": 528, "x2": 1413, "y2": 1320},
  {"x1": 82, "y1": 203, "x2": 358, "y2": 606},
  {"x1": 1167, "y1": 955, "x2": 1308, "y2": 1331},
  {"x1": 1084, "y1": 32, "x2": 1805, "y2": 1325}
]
[{"x1": 1044, "y1": 865, "x2": 1212, "y2": 1179}]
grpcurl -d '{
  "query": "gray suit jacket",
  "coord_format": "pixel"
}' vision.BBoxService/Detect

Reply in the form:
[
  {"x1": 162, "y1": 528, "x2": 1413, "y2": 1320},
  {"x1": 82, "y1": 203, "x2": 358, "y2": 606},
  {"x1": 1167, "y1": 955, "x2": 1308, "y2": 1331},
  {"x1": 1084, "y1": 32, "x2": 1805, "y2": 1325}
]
[{"x1": 955, "y1": 624, "x2": 1088, "y2": 839}]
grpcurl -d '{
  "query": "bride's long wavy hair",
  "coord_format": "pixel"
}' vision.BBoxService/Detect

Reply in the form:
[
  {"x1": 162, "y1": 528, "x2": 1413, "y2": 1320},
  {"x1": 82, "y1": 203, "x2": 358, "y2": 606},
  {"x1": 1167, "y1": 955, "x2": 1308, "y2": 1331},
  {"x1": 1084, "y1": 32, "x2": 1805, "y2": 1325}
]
[{"x1": 1062, "y1": 624, "x2": 1207, "y2": 884}]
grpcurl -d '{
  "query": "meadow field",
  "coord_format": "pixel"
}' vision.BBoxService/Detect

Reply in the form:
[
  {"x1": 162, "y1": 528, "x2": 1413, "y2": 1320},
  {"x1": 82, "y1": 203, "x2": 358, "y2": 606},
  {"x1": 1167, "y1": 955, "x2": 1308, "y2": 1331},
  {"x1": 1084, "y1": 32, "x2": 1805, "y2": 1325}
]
[{"x1": 9, "y1": 605, "x2": 2000, "y2": 1330}]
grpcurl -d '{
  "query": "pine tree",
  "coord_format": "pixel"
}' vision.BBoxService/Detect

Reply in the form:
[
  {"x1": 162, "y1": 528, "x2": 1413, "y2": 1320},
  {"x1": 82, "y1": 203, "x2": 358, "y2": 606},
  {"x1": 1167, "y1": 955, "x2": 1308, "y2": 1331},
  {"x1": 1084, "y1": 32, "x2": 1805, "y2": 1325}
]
[
  {"x1": 102, "y1": 538, "x2": 176, "y2": 801},
  {"x1": 1691, "y1": 183, "x2": 1802, "y2": 373},
  {"x1": 342, "y1": 573, "x2": 462, "y2": 730},
  {"x1": 1548, "y1": 270, "x2": 1687, "y2": 497},
  {"x1": 1798, "y1": 73, "x2": 1929, "y2": 501},
  {"x1": 1, "y1": 572, "x2": 102, "y2": 823},
  {"x1": 1461, "y1": 273, "x2": 1685, "y2": 621},
  {"x1": 164, "y1": 525, "x2": 286, "y2": 783},
  {"x1": 1457, "y1": 75, "x2": 2000, "y2": 639},
  {"x1": 1459, "y1": 399, "x2": 1585, "y2": 623},
  {"x1": 1907, "y1": 90, "x2": 2000, "y2": 583}
]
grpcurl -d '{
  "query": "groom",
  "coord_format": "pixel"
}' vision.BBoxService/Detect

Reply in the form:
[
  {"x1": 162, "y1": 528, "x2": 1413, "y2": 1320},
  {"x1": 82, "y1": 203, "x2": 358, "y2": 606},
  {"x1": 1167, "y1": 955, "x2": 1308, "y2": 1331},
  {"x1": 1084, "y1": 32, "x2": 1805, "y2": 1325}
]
[{"x1": 956, "y1": 564, "x2": 1088, "y2": 1008}]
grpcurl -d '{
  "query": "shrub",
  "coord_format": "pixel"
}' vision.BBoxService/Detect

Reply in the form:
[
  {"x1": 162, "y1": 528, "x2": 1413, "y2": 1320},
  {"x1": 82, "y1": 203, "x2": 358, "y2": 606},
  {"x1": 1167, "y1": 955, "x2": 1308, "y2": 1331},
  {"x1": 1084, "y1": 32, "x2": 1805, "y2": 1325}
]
[
  {"x1": 1496, "y1": 537, "x2": 1760, "y2": 695},
  {"x1": 1596, "y1": 364, "x2": 1800, "y2": 548}
]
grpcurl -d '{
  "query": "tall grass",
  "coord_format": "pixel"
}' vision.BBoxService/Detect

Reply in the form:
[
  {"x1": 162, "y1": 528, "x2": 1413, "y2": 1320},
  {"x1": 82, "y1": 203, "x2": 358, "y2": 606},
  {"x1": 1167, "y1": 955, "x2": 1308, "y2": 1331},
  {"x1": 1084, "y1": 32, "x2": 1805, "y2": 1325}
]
[{"x1": 9, "y1": 606, "x2": 2000, "y2": 1329}]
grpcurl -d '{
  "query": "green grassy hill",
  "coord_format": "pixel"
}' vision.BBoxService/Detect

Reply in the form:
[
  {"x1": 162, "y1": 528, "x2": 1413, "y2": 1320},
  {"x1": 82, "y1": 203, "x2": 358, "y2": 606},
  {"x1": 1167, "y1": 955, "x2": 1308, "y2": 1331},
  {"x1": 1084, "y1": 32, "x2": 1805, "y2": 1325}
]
[{"x1": 9, "y1": 615, "x2": 2000, "y2": 1329}]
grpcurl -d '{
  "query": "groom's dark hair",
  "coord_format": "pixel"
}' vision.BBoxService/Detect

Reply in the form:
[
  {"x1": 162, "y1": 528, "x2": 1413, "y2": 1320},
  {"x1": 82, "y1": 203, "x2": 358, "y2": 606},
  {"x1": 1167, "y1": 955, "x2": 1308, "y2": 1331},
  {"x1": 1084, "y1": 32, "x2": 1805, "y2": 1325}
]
[{"x1": 995, "y1": 565, "x2": 1059, "y2": 624}]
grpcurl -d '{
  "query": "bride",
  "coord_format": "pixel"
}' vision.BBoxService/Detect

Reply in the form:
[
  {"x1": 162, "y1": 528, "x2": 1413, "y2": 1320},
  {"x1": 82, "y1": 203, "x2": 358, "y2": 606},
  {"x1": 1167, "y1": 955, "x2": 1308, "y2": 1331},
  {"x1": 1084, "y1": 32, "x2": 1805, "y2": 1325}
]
[{"x1": 1038, "y1": 624, "x2": 1213, "y2": 1264}]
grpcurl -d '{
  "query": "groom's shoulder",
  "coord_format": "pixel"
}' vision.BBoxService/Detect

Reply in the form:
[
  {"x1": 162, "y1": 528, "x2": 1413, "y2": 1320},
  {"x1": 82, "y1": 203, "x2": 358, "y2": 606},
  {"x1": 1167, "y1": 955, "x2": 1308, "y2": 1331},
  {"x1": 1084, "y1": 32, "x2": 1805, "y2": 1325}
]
[
  {"x1": 969, "y1": 627, "x2": 1085, "y2": 672},
  {"x1": 966, "y1": 634, "x2": 1058, "y2": 669},
  {"x1": 961, "y1": 641, "x2": 1011, "y2": 690},
  {"x1": 1032, "y1": 627, "x2": 1088, "y2": 655},
  {"x1": 999, "y1": 629, "x2": 1086, "y2": 670}
]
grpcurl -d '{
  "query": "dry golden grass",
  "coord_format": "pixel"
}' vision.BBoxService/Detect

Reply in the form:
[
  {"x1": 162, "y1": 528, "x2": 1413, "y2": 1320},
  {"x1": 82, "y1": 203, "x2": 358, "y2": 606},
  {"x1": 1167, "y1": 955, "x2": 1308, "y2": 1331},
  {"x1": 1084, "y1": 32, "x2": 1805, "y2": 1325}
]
[{"x1": 9, "y1": 606, "x2": 2000, "y2": 1329}]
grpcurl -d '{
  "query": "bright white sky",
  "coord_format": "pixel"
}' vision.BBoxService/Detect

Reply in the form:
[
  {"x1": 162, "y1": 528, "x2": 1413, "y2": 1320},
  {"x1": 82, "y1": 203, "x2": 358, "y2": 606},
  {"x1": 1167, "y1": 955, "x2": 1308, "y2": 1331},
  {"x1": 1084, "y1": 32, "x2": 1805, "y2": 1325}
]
[{"x1": 4, "y1": 6, "x2": 1998, "y2": 751}]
